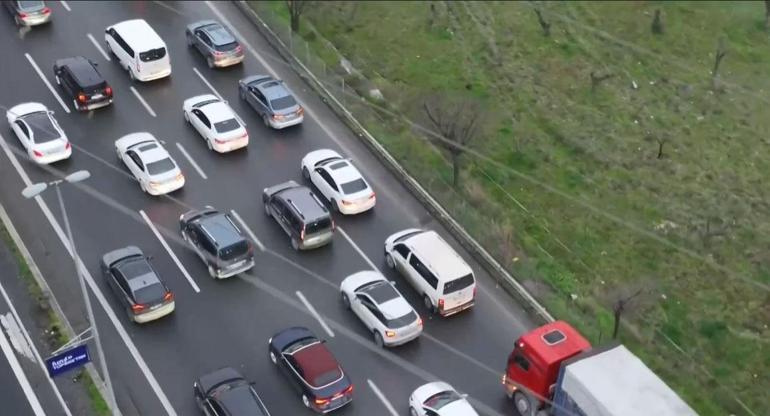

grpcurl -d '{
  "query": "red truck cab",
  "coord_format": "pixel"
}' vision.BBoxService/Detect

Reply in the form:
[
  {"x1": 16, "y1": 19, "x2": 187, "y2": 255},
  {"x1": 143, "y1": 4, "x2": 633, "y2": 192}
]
[{"x1": 502, "y1": 321, "x2": 591, "y2": 415}]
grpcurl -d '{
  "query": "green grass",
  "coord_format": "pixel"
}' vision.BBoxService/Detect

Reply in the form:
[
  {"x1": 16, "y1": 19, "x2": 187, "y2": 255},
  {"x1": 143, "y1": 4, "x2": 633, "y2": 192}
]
[{"x1": 251, "y1": 1, "x2": 770, "y2": 414}]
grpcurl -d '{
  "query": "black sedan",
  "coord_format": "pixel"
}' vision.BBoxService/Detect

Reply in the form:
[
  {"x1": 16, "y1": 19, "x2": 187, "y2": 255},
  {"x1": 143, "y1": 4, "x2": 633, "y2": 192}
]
[
  {"x1": 193, "y1": 367, "x2": 271, "y2": 416},
  {"x1": 268, "y1": 327, "x2": 353, "y2": 413},
  {"x1": 100, "y1": 246, "x2": 174, "y2": 324}
]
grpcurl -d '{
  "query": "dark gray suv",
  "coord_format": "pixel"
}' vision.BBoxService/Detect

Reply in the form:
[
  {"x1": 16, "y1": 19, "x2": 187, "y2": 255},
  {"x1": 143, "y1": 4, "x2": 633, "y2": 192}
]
[
  {"x1": 238, "y1": 75, "x2": 304, "y2": 129},
  {"x1": 179, "y1": 207, "x2": 254, "y2": 279},
  {"x1": 185, "y1": 20, "x2": 244, "y2": 68},
  {"x1": 263, "y1": 181, "x2": 335, "y2": 250}
]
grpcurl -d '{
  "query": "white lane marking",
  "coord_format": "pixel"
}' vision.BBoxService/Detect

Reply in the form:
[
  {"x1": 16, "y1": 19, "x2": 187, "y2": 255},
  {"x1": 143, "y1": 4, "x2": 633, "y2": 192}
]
[
  {"x1": 139, "y1": 210, "x2": 201, "y2": 294},
  {"x1": 0, "y1": 323, "x2": 46, "y2": 416},
  {"x1": 0, "y1": 313, "x2": 34, "y2": 361},
  {"x1": 0, "y1": 133, "x2": 178, "y2": 416},
  {"x1": 174, "y1": 142, "x2": 207, "y2": 180},
  {"x1": 192, "y1": 67, "x2": 223, "y2": 100},
  {"x1": 59, "y1": 0, "x2": 71, "y2": 11},
  {"x1": 367, "y1": 379, "x2": 399, "y2": 416},
  {"x1": 337, "y1": 227, "x2": 378, "y2": 271},
  {"x1": 87, "y1": 33, "x2": 110, "y2": 61},
  {"x1": 295, "y1": 291, "x2": 334, "y2": 338},
  {"x1": 152, "y1": 1, "x2": 185, "y2": 16},
  {"x1": 24, "y1": 53, "x2": 70, "y2": 114},
  {"x1": 0, "y1": 285, "x2": 73, "y2": 416},
  {"x1": 129, "y1": 86, "x2": 157, "y2": 117},
  {"x1": 230, "y1": 210, "x2": 265, "y2": 251}
]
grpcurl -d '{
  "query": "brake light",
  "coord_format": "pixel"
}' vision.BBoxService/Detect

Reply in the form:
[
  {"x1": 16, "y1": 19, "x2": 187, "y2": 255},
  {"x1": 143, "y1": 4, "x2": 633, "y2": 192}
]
[
  {"x1": 272, "y1": 114, "x2": 285, "y2": 121},
  {"x1": 343, "y1": 385, "x2": 353, "y2": 395},
  {"x1": 369, "y1": 192, "x2": 376, "y2": 199},
  {"x1": 385, "y1": 330, "x2": 396, "y2": 338},
  {"x1": 42, "y1": 7, "x2": 51, "y2": 14},
  {"x1": 163, "y1": 291, "x2": 174, "y2": 302},
  {"x1": 65, "y1": 142, "x2": 71, "y2": 150},
  {"x1": 341, "y1": 200, "x2": 353, "y2": 206},
  {"x1": 438, "y1": 298, "x2": 445, "y2": 311},
  {"x1": 247, "y1": 243, "x2": 254, "y2": 255},
  {"x1": 77, "y1": 93, "x2": 87, "y2": 103},
  {"x1": 297, "y1": 106, "x2": 304, "y2": 116},
  {"x1": 175, "y1": 173, "x2": 184, "y2": 181},
  {"x1": 235, "y1": 45, "x2": 243, "y2": 53},
  {"x1": 213, "y1": 51, "x2": 225, "y2": 57},
  {"x1": 105, "y1": 86, "x2": 113, "y2": 96},
  {"x1": 19, "y1": 12, "x2": 27, "y2": 18},
  {"x1": 214, "y1": 138, "x2": 227, "y2": 144},
  {"x1": 32, "y1": 150, "x2": 43, "y2": 158},
  {"x1": 417, "y1": 317, "x2": 423, "y2": 326},
  {"x1": 300, "y1": 226, "x2": 306, "y2": 241},
  {"x1": 473, "y1": 286, "x2": 477, "y2": 298},
  {"x1": 314, "y1": 398, "x2": 329, "y2": 406},
  {"x1": 131, "y1": 304, "x2": 146, "y2": 313}
]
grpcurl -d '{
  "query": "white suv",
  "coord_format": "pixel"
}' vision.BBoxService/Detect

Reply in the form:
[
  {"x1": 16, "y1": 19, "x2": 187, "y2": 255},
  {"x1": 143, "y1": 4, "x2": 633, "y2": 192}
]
[{"x1": 384, "y1": 229, "x2": 476, "y2": 317}]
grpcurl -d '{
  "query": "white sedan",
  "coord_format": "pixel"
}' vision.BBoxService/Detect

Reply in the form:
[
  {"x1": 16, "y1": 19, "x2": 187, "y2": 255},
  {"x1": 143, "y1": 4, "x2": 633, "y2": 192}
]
[
  {"x1": 115, "y1": 133, "x2": 185, "y2": 195},
  {"x1": 300, "y1": 149, "x2": 375, "y2": 215},
  {"x1": 340, "y1": 271, "x2": 422, "y2": 347},
  {"x1": 182, "y1": 94, "x2": 248, "y2": 153},
  {"x1": 409, "y1": 382, "x2": 479, "y2": 416},
  {"x1": 6, "y1": 102, "x2": 71, "y2": 164}
]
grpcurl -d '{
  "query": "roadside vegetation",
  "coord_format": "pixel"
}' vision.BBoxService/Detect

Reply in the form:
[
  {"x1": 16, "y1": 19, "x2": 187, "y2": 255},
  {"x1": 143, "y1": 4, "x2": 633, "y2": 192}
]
[{"x1": 252, "y1": 1, "x2": 770, "y2": 414}]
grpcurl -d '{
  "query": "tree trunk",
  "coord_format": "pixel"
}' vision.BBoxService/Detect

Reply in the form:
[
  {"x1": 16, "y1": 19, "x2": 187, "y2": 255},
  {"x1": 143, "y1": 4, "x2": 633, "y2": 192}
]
[
  {"x1": 712, "y1": 39, "x2": 727, "y2": 79},
  {"x1": 651, "y1": 9, "x2": 663, "y2": 35},
  {"x1": 534, "y1": 8, "x2": 551, "y2": 37},
  {"x1": 613, "y1": 301, "x2": 623, "y2": 339},
  {"x1": 657, "y1": 140, "x2": 665, "y2": 159},
  {"x1": 290, "y1": 12, "x2": 300, "y2": 33},
  {"x1": 451, "y1": 152, "x2": 461, "y2": 188}
]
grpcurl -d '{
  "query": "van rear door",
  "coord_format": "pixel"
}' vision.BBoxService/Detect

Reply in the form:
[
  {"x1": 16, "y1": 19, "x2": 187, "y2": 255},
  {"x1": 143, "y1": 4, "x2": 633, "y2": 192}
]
[
  {"x1": 136, "y1": 47, "x2": 169, "y2": 78},
  {"x1": 441, "y1": 273, "x2": 475, "y2": 311}
]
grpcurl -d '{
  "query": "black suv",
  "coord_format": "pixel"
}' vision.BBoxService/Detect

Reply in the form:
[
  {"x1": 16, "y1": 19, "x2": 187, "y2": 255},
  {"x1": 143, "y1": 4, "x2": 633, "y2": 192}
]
[
  {"x1": 263, "y1": 181, "x2": 334, "y2": 250},
  {"x1": 194, "y1": 367, "x2": 271, "y2": 416},
  {"x1": 53, "y1": 56, "x2": 113, "y2": 111},
  {"x1": 179, "y1": 207, "x2": 254, "y2": 279}
]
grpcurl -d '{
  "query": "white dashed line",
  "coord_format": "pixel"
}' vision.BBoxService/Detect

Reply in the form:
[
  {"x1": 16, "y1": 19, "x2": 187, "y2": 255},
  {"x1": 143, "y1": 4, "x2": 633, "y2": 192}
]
[
  {"x1": 174, "y1": 143, "x2": 207, "y2": 180},
  {"x1": 230, "y1": 210, "x2": 265, "y2": 251},
  {"x1": 24, "y1": 53, "x2": 70, "y2": 113},
  {"x1": 337, "y1": 227, "x2": 379, "y2": 271},
  {"x1": 139, "y1": 210, "x2": 201, "y2": 294},
  {"x1": 295, "y1": 291, "x2": 334, "y2": 338},
  {"x1": 367, "y1": 379, "x2": 399, "y2": 416},
  {"x1": 192, "y1": 67, "x2": 223, "y2": 100},
  {"x1": 0, "y1": 326, "x2": 45, "y2": 416},
  {"x1": 129, "y1": 86, "x2": 156, "y2": 117},
  {"x1": 87, "y1": 33, "x2": 110, "y2": 61},
  {"x1": 59, "y1": 0, "x2": 71, "y2": 11}
]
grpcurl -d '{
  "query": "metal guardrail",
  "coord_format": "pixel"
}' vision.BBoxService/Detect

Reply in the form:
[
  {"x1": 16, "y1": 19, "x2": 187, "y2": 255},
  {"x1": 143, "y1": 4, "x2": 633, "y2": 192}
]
[{"x1": 233, "y1": 0, "x2": 554, "y2": 324}]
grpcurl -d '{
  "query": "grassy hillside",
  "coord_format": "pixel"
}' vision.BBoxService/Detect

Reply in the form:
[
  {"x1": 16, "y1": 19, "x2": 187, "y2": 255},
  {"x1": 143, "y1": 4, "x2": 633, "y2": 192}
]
[{"x1": 254, "y1": 1, "x2": 770, "y2": 414}]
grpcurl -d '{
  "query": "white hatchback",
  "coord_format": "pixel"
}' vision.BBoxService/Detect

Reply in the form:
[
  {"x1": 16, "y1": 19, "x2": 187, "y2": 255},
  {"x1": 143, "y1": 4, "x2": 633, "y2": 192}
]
[
  {"x1": 6, "y1": 102, "x2": 71, "y2": 164},
  {"x1": 115, "y1": 133, "x2": 184, "y2": 195},
  {"x1": 183, "y1": 94, "x2": 248, "y2": 153},
  {"x1": 300, "y1": 149, "x2": 375, "y2": 215}
]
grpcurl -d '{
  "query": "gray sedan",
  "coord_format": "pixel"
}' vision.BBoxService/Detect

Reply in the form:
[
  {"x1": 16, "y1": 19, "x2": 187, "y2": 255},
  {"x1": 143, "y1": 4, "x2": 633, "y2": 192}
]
[
  {"x1": 238, "y1": 75, "x2": 304, "y2": 129},
  {"x1": 186, "y1": 20, "x2": 244, "y2": 68}
]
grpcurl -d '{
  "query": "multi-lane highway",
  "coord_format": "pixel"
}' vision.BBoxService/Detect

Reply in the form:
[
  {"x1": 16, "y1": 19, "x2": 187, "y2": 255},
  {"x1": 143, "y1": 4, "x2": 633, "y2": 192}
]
[{"x1": 0, "y1": 1, "x2": 536, "y2": 415}]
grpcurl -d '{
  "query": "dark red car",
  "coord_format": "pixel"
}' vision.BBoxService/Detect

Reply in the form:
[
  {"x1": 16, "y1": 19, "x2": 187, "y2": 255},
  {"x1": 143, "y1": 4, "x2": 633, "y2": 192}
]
[{"x1": 268, "y1": 327, "x2": 353, "y2": 413}]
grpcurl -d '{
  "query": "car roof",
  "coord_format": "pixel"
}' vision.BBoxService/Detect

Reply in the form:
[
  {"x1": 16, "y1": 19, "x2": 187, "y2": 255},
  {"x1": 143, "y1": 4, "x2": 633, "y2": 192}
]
[
  {"x1": 405, "y1": 230, "x2": 473, "y2": 280},
  {"x1": 111, "y1": 19, "x2": 165, "y2": 51},
  {"x1": 197, "y1": 213, "x2": 244, "y2": 247},
  {"x1": 290, "y1": 342, "x2": 342, "y2": 387},
  {"x1": 277, "y1": 187, "x2": 328, "y2": 221},
  {"x1": 200, "y1": 100, "x2": 236, "y2": 123},
  {"x1": 200, "y1": 23, "x2": 236, "y2": 46},
  {"x1": 60, "y1": 57, "x2": 104, "y2": 88}
]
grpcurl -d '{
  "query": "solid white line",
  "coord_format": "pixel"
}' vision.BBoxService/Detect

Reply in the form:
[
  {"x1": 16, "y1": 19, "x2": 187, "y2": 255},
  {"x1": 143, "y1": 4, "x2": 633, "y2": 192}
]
[
  {"x1": 0, "y1": 285, "x2": 73, "y2": 416},
  {"x1": 87, "y1": 33, "x2": 110, "y2": 61},
  {"x1": 0, "y1": 324, "x2": 46, "y2": 416},
  {"x1": 367, "y1": 379, "x2": 399, "y2": 416},
  {"x1": 175, "y1": 143, "x2": 207, "y2": 180},
  {"x1": 337, "y1": 227, "x2": 378, "y2": 271},
  {"x1": 295, "y1": 291, "x2": 334, "y2": 338},
  {"x1": 192, "y1": 67, "x2": 223, "y2": 100},
  {"x1": 152, "y1": 0, "x2": 185, "y2": 16},
  {"x1": 129, "y1": 86, "x2": 156, "y2": 117},
  {"x1": 0, "y1": 133, "x2": 178, "y2": 416},
  {"x1": 24, "y1": 53, "x2": 70, "y2": 114},
  {"x1": 59, "y1": 0, "x2": 71, "y2": 11},
  {"x1": 230, "y1": 210, "x2": 265, "y2": 251},
  {"x1": 139, "y1": 210, "x2": 201, "y2": 294}
]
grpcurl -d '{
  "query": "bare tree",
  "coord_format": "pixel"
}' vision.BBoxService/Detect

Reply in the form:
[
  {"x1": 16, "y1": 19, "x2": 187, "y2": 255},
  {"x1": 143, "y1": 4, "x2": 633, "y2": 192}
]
[
  {"x1": 651, "y1": 9, "x2": 664, "y2": 35},
  {"x1": 286, "y1": 0, "x2": 309, "y2": 33},
  {"x1": 712, "y1": 37, "x2": 728, "y2": 80},
  {"x1": 531, "y1": 4, "x2": 551, "y2": 37},
  {"x1": 423, "y1": 95, "x2": 485, "y2": 188},
  {"x1": 601, "y1": 281, "x2": 658, "y2": 340},
  {"x1": 656, "y1": 136, "x2": 667, "y2": 159},
  {"x1": 590, "y1": 71, "x2": 614, "y2": 90}
]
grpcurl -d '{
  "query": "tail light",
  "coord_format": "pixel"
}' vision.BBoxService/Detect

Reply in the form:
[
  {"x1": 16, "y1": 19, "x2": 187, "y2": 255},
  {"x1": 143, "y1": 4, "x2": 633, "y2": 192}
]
[
  {"x1": 417, "y1": 317, "x2": 423, "y2": 326},
  {"x1": 163, "y1": 291, "x2": 174, "y2": 302},
  {"x1": 131, "y1": 304, "x2": 146, "y2": 313},
  {"x1": 272, "y1": 114, "x2": 285, "y2": 121},
  {"x1": 472, "y1": 286, "x2": 477, "y2": 297},
  {"x1": 175, "y1": 173, "x2": 184, "y2": 181},
  {"x1": 32, "y1": 150, "x2": 43, "y2": 158},
  {"x1": 42, "y1": 7, "x2": 51, "y2": 14},
  {"x1": 214, "y1": 138, "x2": 227, "y2": 144},
  {"x1": 19, "y1": 12, "x2": 27, "y2": 18},
  {"x1": 314, "y1": 398, "x2": 330, "y2": 406},
  {"x1": 77, "y1": 93, "x2": 87, "y2": 103},
  {"x1": 368, "y1": 192, "x2": 376, "y2": 199},
  {"x1": 385, "y1": 330, "x2": 396, "y2": 338},
  {"x1": 247, "y1": 243, "x2": 254, "y2": 255},
  {"x1": 343, "y1": 385, "x2": 353, "y2": 395},
  {"x1": 235, "y1": 45, "x2": 243, "y2": 53},
  {"x1": 297, "y1": 106, "x2": 304, "y2": 116},
  {"x1": 300, "y1": 226, "x2": 306, "y2": 241},
  {"x1": 438, "y1": 298, "x2": 445, "y2": 311},
  {"x1": 65, "y1": 142, "x2": 71, "y2": 150},
  {"x1": 341, "y1": 200, "x2": 353, "y2": 206},
  {"x1": 105, "y1": 86, "x2": 113, "y2": 96}
]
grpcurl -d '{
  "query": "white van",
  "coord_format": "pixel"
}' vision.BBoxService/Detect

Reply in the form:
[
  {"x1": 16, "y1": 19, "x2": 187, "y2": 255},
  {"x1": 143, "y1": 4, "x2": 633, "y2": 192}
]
[
  {"x1": 384, "y1": 229, "x2": 476, "y2": 317},
  {"x1": 105, "y1": 19, "x2": 171, "y2": 82}
]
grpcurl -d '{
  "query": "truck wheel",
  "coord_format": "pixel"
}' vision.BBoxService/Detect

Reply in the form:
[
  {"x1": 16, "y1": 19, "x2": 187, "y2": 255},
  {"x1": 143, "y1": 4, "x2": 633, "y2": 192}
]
[{"x1": 514, "y1": 391, "x2": 536, "y2": 416}]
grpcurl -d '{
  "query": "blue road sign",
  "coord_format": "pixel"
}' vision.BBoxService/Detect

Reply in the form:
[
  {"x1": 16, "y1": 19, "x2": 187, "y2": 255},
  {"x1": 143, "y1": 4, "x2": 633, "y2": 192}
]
[{"x1": 45, "y1": 344, "x2": 90, "y2": 378}]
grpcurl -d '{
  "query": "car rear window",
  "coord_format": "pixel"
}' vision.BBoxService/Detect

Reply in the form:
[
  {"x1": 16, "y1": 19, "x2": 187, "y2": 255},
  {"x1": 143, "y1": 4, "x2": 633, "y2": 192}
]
[
  {"x1": 269, "y1": 95, "x2": 297, "y2": 111},
  {"x1": 312, "y1": 369, "x2": 342, "y2": 387},
  {"x1": 214, "y1": 119, "x2": 240, "y2": 133},
  {"x1": 18, "y1": 1, "x2": 44, "y2": 11},
  {"x1": 24, "y1": 112, "x2": 60, "y2": 144},
  {"x1": 139, "y1": 48, "x2": 167, "y2": 62},
  {"x1": 443, "y1": 273, "x2": 475, "y2": 295},
  {"x1": 84, "y1": 81, "x2": 109, "y2": 94},
  {"x1": 146, "y1": 158, "x2": 176, "y2": 175},
  {"x1": 386, "y1": 310, "x2": 417, "y2": 329},
  {"x1": 219, "y1": 241, "x2": 249, "y2": 261},
  {"x1": 305, "y1": 217, "x2": 332, "y2": 235},
  {"x1": 214, "y1": 42, "x2": 239, "y2": 52},
  {"x1": 134, "y1": 282, "x2": 165, "y2": 304},
  {"x1": 340, "y1": 179, "x2": 368, "y2": 195}
]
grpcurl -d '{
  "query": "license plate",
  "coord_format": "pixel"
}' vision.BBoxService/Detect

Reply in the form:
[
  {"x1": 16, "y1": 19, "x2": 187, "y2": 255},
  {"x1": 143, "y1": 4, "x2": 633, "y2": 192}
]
[
  {"x1": 150, "y1": 303, "x2": 161, "y2": 310},
  {"x1": 93, "y1": 94, "x2": 104, "y2": 99}
]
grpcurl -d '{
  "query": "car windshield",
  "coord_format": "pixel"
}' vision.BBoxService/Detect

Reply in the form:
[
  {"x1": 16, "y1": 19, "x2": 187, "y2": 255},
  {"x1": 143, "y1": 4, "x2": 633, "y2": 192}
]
[
  {"x1": 443, "y1": 274, "x2": 475, "y2": 295},
  {"x1": 214, "y1": 119, "x2": 240, "y2": 133},
  {"x1": 139, "y1": 48, "x2": 167, "y2": 62},
  {"x1": 270, "y1": 95, "x2": 297, "y2": 111},
  {"x1": 194, "y1": 99, "x2": 219, "y2": 108},
  {"x1": 146, "y1": 158, "x2": 176, "y2": 175},
  {"x1": 386, "y1": 310, "x2": 418, "y2": 328},
  {"x1": 134, "y1": 282, "x2": 165, "y2": 304},
  {"x1": 340, "y1": 179, "x2": 368, "y2": 195},
  {"x1": 23, "y1": 112, "x2": 60, "y2": 144},
  {"x1": 312, "y1": 369, "x2": 342, "y2": 387},
  {"x1": 305, "y1": 217, "x2": 332, "y2": 235},
  {"x1": 219, "y1": 241, "x2": 249, "y2": 261},
  {"x1": 424, "y1": 390, "x2": 463, "y2": 410},
  {"x1": 18, "y1": 1, "x2": 44, "y2": 11}
]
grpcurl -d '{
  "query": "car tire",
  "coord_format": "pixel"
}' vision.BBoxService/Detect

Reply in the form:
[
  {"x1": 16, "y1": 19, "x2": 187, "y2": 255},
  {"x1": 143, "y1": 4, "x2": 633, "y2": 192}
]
[
  {"x1": 331, "y1": 199, "x2": 339, "y2": 213},
  {"x1": 385, "y1": 253, "x2": 395, "y2": 269},
  {"x1": 373, "y1": 331, "x2": 384, "y2": 348},
  {"x1": 115, "y1": 147, "x2": 122, "y2": 161},
  {"x1": 208, "y1": 265, "x2": 217, "y2": 279},
  {"x1": 206, "y1": 56, "x2": 214, "y2": 69},
  {"x1": 105, "y1": 41, "x2": 112, "y2": 55},
  {"x1": 409, "y1": 408, "x2": 419, "y2": 416},
  {"x1": 423, "y1": 295, "x2": 434, "y2": 313},
  {"x1": 302, "y1": 394, "x2": 310, "y2": 408},
  {"x1": 128, "y1": 68, "x2": 135, "y2": 82},
  {"x1": 183, "y1": 111, "x2": 189, "y2": 123},
  {"x1": 291, "y1": 237, "x2": 300, "y2": 251},
  {"x1": 262, "y1": 114, "x2": 270, "y2": 128},
  {"x1": 341, "y1": 292, "x2": 350, "y2": 309},
  {"x1": 186, "y1": 34, "x2": 194, "y2": 47},
  {"x1": 264, "y1": 203, "x2": 271, "y2": 217},
  {"x1": 514, "y1": 391, "x2": 536, "y2": 416},
  {"x1": 269, "y1": 350, "x2": 277, "y2": 365},
  {"x1": 140, "y1": 182, "x2": 147, "y2": 194},
  {"x1": 239, "y1": 87, "x2": 246, "y2": 100},
  {"x1": 302, "y1": 166, "x2": 310, "y2": 180},
  {"x1": 206, "y1": 139, "x2": 213, "y2": 151}
]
